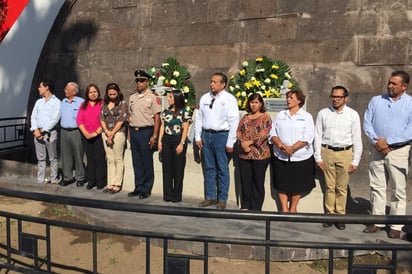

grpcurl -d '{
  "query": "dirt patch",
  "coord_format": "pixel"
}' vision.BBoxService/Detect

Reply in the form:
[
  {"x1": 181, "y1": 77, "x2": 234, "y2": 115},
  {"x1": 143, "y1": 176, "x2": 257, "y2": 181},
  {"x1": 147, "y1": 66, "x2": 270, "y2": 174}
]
[{"x1": 0, "y1": 196, "x2": 409, "y2": 273}]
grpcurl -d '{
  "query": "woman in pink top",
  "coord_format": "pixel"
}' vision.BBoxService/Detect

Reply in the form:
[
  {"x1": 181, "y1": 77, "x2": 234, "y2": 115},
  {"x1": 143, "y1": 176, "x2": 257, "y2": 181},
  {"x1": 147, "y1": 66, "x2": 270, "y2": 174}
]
[{"x1": 77, "y1": 84, "x2": 107, "y2": 190}]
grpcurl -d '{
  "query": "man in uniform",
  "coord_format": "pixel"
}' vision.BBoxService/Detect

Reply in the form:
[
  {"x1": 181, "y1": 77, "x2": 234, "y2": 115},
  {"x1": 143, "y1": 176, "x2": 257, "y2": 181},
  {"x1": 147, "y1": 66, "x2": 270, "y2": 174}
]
[{"x1": 128, "y1": 70, "x2": 162, "y2": 199}]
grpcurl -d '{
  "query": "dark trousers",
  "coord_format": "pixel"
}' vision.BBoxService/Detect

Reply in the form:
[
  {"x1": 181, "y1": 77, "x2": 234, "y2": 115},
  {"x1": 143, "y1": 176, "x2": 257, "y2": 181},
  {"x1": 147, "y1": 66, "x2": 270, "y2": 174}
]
[
  {"x1": 130, "y1": 127, "x2": 154, "y2": 193},
  {"x1": 81, "y1": 135, "x2": 106, "y2": 187},
  {"x1": 161, "y1": 135, "x2": 187, "y2": 202},
  {"x1": 239, "y1": 158, "x2": 270, "y2": 210},
  {"x1": 60, "y1": 129, "x2": 85, "y2": 182}
]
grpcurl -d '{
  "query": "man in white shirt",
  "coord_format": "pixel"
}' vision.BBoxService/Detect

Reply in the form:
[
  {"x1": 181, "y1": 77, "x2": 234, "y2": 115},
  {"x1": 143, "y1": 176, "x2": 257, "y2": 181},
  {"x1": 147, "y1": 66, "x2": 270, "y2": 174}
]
[
  {"x1": 194, "y1": 72, "x2": 239, "y2": 209},
  {"x1": 314, "y1": 86, "x2": 362, "y2": 230},
  {"x1": 30, "y1": 80, "x2": 62, "y2": 184}
]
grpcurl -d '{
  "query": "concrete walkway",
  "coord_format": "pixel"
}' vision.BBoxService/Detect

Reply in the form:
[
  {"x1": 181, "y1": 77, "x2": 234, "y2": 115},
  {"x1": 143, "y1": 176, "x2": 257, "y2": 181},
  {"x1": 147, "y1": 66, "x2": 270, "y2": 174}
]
[{"x1": 0, "y1": 158, "x2": 412, "y2": 268}]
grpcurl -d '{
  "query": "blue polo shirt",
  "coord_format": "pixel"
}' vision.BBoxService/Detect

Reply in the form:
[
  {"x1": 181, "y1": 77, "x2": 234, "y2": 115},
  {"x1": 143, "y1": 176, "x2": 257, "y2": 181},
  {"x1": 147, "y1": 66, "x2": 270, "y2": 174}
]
[{"x1": 60, "y1": 96, "x2": 84, "y2": 128}]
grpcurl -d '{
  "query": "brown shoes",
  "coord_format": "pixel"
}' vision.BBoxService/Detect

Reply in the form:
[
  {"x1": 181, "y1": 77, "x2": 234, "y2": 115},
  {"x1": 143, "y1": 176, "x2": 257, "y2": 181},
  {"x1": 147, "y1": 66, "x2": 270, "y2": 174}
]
[
  {"x1": 363, "y1": 225, "x2": 385, "y2": 233},
  {"x1": 216, "y1": 201, "x2": 226, "y2": 209},
  {"x1": 198, "y1": 199, "x2": 217, "y2": 207},
  {"x1": 388, "y1": 229, "x2": 401, "y2": 239}
]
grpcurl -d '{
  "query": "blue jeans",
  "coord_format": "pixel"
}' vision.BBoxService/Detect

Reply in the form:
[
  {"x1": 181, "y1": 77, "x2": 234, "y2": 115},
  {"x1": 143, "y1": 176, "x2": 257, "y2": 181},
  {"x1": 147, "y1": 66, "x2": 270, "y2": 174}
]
[
  {"x1": 130, "y1": 127, "x2": 155, "y2": 193},
  {"x1": 202, "y1": 130, "x2": 230, "y2": 201}
]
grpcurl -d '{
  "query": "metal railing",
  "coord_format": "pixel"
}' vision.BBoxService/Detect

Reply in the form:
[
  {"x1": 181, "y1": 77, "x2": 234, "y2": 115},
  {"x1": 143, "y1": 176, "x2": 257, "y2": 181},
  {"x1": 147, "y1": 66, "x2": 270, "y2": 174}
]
[
  {"x1": 0, "y1": 117, "x2": 27, "y2": 151},
  {"x1": 0, "y1": 187, "x2": 411, "y2": 274}
]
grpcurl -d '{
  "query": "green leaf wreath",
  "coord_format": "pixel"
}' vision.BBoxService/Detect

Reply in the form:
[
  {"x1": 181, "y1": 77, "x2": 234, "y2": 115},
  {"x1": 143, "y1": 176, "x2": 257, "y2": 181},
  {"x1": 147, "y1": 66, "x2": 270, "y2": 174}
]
[
  {"x1": 145, "y1": 57, "x2": 196, "y2": 115},
  {"x1": 229, "y1": 56, "x2": 299, "y2": 110}
]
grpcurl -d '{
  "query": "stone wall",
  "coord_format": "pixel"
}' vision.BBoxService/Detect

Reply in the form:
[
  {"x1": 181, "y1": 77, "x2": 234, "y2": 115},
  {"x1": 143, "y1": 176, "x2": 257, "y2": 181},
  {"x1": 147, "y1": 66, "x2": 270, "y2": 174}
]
[{"x1": 32, "y1": 0, "x2": 412, "y2": 176}]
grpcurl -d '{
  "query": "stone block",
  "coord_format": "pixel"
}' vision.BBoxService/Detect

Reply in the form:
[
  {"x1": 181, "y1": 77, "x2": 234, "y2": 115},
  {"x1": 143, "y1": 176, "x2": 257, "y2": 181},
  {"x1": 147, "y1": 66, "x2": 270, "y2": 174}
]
[
  {"x1": 176, "y1": 45, "x2": 240, "y2": 70},
  {"x1": 356, "y1": 37, "x2": 412, "y2": 65},
  {"x1": 228, "y1": 21, "x2": 260, "y2": 44},
  {"x1": 296, "y1": 13, "x2": 355, "y2": 41},
  {"x1": 112, "y1": 0, "x2": 137, "y2": 9},
  {"x1": 277, "y1": 0, "x2": 315, "y2": 14},
  {"x1": 208, "y1": 0, "x2": 242, "y2": 22},
  {"x1": 151, "y1": 2, "x2": 178, "y2": 26},
  {"x1": 239, "y1": 0, "x2": 279, "y2": 19},
  {"x1": 256, "y1": 17, "x2": 299, "y2": 43}
]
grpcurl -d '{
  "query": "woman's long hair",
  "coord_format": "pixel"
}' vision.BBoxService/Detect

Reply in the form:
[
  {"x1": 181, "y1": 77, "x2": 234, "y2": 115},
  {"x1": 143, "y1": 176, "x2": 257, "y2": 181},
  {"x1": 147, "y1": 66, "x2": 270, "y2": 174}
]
[
  {"x1": 104, "y1": 83, "x2": 123, "y2": 106},
  {"x1": 169, "y1": 89, "x2": 185, "y2": 116},
  {"x1": 81, "y1": 84, "x2": 102, "y2": 109}
]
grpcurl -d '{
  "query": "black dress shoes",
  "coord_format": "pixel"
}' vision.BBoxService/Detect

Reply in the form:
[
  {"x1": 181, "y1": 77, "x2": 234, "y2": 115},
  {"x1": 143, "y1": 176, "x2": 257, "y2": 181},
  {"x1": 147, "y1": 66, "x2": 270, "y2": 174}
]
[
  {"x1": 59, "y1": 179, "x2": 74, "y2": 187},
  {"x1": 128, "y1": 190, "x2": 141, "y2": 197},
  {"x1": 335, "y1": 223, "x2": 346, "y2": 230},
  {"x1": 86, "y1": 183, "x2": 95, "y2": 190},
  {"x1": 76, "y1": 180, "x2": 87, "y2": 187},
  {"x1": 139, "y1": 192, "x2": 150, "y2": 199}
]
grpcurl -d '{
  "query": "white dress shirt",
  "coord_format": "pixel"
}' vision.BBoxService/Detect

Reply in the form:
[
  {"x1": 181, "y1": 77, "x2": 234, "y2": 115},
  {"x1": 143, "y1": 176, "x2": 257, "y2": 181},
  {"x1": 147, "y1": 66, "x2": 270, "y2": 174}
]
[
  {"x1": 269, "y1": 108, "x2": 314, "y2": 161},
  {"x1": 314, "y1": 105, "x2": 363, "y2": 166},
  {"x1": 194, "y1": 90, "x2": 239, "y2": 147}
]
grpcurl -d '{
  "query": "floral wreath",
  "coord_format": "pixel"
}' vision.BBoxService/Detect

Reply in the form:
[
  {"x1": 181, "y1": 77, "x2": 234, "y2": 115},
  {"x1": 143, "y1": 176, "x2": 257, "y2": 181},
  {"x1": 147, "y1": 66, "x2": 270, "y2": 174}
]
[
  {"x1": 229, "y1": 56, "x2": 300, "y2": 110},
  {"x1": 145, "y1": 57, "x2": 196, "y2": 115}
]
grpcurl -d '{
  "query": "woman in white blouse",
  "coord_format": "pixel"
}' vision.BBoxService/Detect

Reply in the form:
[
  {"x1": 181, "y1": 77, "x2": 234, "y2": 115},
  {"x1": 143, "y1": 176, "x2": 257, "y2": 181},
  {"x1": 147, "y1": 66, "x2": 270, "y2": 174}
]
[{"x1": 269, "y1": 90, "x2": 315, "y2": 213}]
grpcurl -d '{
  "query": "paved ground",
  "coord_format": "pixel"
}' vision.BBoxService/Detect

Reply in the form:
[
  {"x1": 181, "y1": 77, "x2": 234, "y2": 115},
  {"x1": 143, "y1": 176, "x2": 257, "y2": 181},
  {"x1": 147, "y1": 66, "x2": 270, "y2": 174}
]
[{"x1": 0, "y1": 158, "x2": 412, "y2": 266}]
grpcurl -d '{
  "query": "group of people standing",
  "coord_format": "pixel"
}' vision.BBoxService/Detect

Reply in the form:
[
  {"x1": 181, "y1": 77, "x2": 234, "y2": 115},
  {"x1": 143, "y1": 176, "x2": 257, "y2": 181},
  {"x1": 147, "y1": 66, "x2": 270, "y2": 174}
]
[
  {"x1": 196, "y1": 70, "x2": 412, "y2": 239},
  {"x1": 30, "y1": 69, "x2": 412, "y2": 239},
  {"x1": 31, "y1": 81, "x2": 128, "y2": 194}
]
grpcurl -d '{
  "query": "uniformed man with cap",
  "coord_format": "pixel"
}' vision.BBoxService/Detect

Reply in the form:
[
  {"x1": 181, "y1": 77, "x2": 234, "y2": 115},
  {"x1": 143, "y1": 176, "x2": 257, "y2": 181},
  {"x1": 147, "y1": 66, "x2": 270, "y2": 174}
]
[{"x1": 128, "y1": 70, "x2": 162, "y2": 199}]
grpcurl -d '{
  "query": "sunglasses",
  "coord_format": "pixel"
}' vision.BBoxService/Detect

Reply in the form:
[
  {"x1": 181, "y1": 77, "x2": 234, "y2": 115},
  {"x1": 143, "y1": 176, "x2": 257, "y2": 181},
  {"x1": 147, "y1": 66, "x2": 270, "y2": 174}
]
[
  {"x1": 209, "y1": 98, "x2": 215, "y2": 109},
  {"x1": 135, "y1": 78, "x2": 147, "y2": 83}
]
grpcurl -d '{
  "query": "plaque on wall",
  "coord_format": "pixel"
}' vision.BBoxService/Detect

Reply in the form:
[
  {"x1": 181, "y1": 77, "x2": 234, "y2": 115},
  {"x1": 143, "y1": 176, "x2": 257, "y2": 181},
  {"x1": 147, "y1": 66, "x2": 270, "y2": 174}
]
[
  {"x1": 263, "y1": 98, "x2": 287, "y2": 112},
  {"x1": 112, "y1": 0, "x2": 137, "y2": 9}
]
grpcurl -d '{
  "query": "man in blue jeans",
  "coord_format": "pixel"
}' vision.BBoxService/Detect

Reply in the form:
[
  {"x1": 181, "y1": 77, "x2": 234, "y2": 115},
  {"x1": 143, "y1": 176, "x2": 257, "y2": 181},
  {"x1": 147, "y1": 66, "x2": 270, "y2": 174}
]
[{"x1": 194, "y1": 72, "x2": 239, "y2": 209}]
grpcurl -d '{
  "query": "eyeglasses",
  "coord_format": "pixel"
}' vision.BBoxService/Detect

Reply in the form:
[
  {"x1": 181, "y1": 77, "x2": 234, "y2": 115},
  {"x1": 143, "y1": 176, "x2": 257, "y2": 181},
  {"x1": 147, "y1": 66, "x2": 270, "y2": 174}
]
[
  {"x1": 209, "y1": 98, "x2": 215, "y2": 109},
  {"x1": 329, "y1": 95, "x2": 346, "y2": 100},
  {"x1": 135, "y1": 78, "x2": 147, "y2": 83}
]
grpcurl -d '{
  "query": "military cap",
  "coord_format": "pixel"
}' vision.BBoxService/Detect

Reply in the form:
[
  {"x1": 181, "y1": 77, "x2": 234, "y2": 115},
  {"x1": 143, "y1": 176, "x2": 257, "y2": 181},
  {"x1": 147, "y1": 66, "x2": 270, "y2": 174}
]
[{"x1": 134, "y1": 69, "x2": 151, "y2": 81}]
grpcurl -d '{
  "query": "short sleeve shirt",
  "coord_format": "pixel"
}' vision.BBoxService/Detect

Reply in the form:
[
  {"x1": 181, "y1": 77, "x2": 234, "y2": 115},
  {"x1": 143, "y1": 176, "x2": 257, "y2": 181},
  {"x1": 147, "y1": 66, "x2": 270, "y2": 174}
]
[
  {"x1": 100, "y1": 100, "x2": 129, "y2": 133},
  {"x1": 161, "y1": 108, "x2": 192, "y2": 136},
  {"x1": 129, "y1": 90, "x2": 162, "y2": 127}
]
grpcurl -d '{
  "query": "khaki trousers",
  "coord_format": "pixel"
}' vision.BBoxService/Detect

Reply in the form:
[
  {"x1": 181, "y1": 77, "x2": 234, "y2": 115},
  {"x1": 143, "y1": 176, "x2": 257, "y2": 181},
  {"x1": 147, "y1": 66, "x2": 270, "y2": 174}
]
[
  {"x1": 368, "y1": 145, "x2": 410, "y2": 231},
  {"x1": 102, "y1": 132, "x2": 126, "y2": 187},
  {"x1": 321, "y1": 146, "x2": 353, "y2": 215}
]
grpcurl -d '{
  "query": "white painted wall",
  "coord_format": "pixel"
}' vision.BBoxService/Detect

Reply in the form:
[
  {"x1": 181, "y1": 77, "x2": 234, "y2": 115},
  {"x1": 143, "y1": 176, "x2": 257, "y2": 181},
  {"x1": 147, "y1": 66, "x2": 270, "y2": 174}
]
[{"x1": 0, "y1": 0, "x2": 65, "y2": 119}]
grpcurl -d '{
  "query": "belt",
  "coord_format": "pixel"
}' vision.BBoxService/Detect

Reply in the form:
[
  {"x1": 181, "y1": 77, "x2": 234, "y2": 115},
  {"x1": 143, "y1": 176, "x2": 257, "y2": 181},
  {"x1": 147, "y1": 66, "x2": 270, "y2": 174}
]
[
  {"x1": 61, "y1": 127, "x2": 78, "y2": 131},
  {"x1": 322, "y1": 144, "x2": 353, "y2": 151},
  {"x1": 131, "y1": 126, "x2": 154, "y2": 131},
  {"x1": 388, "y1": 143, "x2": 409, "y2": 150},
  {"x1": 203, "y1": 129, "x2": 229, "y2": 133}
]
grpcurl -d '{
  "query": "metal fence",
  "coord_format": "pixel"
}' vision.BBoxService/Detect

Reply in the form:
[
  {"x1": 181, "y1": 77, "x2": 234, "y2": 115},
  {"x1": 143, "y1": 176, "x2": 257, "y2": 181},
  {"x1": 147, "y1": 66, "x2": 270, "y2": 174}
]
[
  {"x1": 0, "y1": 117, "x2": 27, "y2": 151},
  {"x1": 0, "y1": 187, "x2": 411, "y2": 274}
]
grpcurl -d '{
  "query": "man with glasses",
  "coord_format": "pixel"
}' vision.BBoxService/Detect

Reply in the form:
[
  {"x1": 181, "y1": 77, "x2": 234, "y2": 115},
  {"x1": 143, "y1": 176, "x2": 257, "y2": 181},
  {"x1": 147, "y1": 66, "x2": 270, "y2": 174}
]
[
  {"x1": 314, "y1": 86, "x2": 362, "y2": 230},
  {"x1": 128, "y1": 70, "x2": 162, "y2": 200},
  {"x1": 194, "y1": 72, "x2": 239, "y2": 209},
  {"x1": 363, "y1": 70, "x2": 412, "y2": 239}
]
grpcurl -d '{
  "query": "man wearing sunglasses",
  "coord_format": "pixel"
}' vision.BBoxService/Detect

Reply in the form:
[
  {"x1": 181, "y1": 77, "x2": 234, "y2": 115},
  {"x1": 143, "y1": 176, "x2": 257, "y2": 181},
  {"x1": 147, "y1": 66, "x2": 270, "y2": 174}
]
[
  {"x1": 314, "y1": 86, "x2": 362, "y2": 230},
  {"x1": 128, "y1": 70, "x2": 162, "y2": 200},
  {"x1": 194, "y1": 72, "x2": 239, "y2": 209}
]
